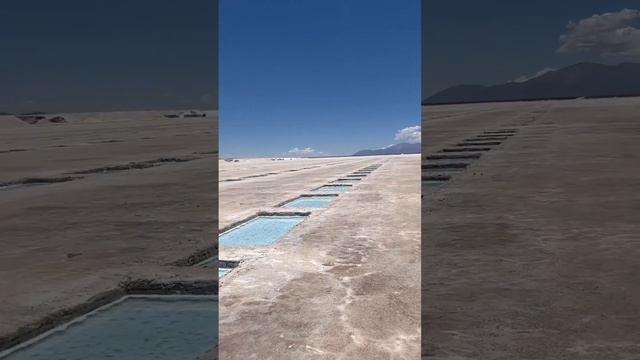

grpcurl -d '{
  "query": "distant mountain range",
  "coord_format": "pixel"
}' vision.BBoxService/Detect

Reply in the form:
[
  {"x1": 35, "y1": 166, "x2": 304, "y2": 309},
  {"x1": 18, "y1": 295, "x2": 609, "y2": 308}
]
[
  {"x1": 353, "y1": 142, "x2": 420, "y2": 156},
  {"x1": 424, "y1": 62, "x2": 640, "y2": 105}
]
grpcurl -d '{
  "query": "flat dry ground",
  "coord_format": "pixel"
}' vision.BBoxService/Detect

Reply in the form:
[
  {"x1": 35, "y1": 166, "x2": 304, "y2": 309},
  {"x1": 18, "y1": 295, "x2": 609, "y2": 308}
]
[
  {"x1": 0, "y1": 111, "x2": 218, "y2": 356},
  {"x1": 219, "y1": 155, "x2": 421, "y2": 359},
  {"x1": 422, "y1": 98, "x2": 640, "y2": 359}
]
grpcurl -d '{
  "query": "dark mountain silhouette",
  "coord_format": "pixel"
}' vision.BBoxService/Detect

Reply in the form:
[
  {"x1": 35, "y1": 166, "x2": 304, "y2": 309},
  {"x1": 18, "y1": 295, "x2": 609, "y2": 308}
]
[
  {"x1": 354, "y1": 142, "x2": 420, "y2": 156},
  {"x1": 424, "y1": 62, "x2": 640, "y2": 105}
]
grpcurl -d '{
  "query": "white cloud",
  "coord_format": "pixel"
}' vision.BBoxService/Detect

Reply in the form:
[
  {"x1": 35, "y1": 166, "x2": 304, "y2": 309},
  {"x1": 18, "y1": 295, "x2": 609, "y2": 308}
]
[
  {"x1": 512, "y1": 67, "x2": 556, "y2": 83},
  {"x1": 557, "y1": 8, "x2": 640, "y2": 59},
  {"x1": 394, "y1": 125, "x2": 421, "y2": 144},
  {"x1": 288, "y1": 147, "x2": 316, "y2": 155}
]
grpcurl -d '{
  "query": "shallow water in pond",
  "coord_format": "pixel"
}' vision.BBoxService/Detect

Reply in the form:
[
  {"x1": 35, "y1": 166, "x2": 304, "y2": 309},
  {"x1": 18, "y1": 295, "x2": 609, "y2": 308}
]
[
  {"x1": 2, "y1": 296, "x2": 218, "y2": 360},
  {"x1": 219, "y1": 216, "x2": 306, "y2": 246},
  {"x1": 219, "y1": 268, "x2": 231, "y2": 277},
  {"x1": 313, "y1": 185, "x2": 351, "y2": 193},
  {"x1": 283, "y1": 196, "x2": 335, "y2": 208}
]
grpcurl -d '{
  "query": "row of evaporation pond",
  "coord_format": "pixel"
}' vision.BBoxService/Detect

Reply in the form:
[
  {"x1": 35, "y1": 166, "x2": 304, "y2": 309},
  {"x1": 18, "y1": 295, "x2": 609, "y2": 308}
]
[
  {"x1": 422, "y1": 129, "x2": 518, "y2": 196},
  {"x1": 212, "y1": 163, "x2": 383, "y2": 277},
  {"x1": 0, "y1": 166, "x2": 341, "y2": 359}
]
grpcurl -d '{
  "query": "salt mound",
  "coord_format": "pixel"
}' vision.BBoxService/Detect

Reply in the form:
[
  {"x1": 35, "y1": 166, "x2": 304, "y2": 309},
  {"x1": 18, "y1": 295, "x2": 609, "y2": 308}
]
[{"x1": 0, "y1": 115, "x2": 29, "y2": 129}]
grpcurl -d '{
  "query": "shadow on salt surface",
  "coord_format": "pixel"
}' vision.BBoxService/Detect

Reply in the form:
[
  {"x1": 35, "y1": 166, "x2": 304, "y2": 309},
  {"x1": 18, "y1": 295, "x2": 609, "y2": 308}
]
[
  {"x1": 332, "y1": 181, "x2": 360, "y2": 186},
  {"x1": 217, "y1": 260, "x2": 240, "y2": 278},
  {"x1": 334, "y1": 181, "x2": 360, "y2": 185},
  {"x1": 0, "y1": 295, "x2": 217, "y2": 360},
  {"x1": 195, "y1": 257, "x2": 237, "y2": 278}
]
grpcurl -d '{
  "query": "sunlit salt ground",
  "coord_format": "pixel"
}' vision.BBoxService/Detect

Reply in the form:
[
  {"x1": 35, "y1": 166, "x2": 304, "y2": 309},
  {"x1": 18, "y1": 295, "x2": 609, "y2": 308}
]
[
  {"x1": 1, "y1": 296, "x2": 218, "y2": 360},
  {"x1": 219, "y1": 216, "x2": 306, "y2": 246},
  {"x1": 283, "y1": 196, "x2": 335, "y2": 209},
  {"x1": 313, "y1": 185, "x2": 351, "y2": 193}
]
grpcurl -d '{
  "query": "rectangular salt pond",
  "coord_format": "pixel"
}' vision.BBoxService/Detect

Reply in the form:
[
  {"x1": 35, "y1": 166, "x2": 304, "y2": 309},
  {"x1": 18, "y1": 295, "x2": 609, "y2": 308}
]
[
  {"x1": 1, "y1": 295, "x2": 217, "y2": 360},
  {"x1": 283, "y1": 195, "x2": 335, "y2": 209},
  {"x1": 313, "y1": 185, "x2": 351, "y2": 193},
  {"x1": 219, "y1": 215, "x2": 306, "y2": 246}
]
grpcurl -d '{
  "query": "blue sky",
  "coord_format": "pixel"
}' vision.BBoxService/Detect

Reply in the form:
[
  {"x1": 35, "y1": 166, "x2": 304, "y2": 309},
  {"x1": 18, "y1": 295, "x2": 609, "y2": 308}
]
[
  {"x1": 423, "y1": 0, "x2": 640, "y2": 97},
  {"x1": 219, "y1": 0, "x2": 421, "y2": 158},
  {"x1": 1, "y1": 0, "x2": 217, "y2": 113}
]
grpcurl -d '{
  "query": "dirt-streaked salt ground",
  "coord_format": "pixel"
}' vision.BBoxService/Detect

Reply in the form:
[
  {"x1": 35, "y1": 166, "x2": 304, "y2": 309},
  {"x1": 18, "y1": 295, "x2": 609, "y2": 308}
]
[
  {"x1": 0, "y1": 111, "x2": 218, "y2": 356},
  {"x1": 218, "y1": 155, "x2": 421, "y2": 359},
  {"x1": 422, "y1": 98, "x2": 640, "y2": 359}
]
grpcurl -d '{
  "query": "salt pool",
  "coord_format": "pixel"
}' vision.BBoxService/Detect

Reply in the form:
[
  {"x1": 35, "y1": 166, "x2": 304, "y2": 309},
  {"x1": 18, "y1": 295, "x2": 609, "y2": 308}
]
[
  {"x1": 1, "y1": 295, "x2": 218, "y2": 360},
  {"x1": 219, "y1": 216, "x2": 306, "y2": 246}
]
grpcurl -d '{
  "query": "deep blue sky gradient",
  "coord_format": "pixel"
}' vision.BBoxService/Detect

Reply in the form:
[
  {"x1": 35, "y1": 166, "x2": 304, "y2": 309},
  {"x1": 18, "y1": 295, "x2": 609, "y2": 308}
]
[
  {"x1": 1, "y1": 0, "x2": 217, "y2": 113},
  {"x1": 220, "y1": 0, "x2": 420, "y2": 158},
  {"x1": 423, "y1": 0, "x2": 640, "y2": 97}
]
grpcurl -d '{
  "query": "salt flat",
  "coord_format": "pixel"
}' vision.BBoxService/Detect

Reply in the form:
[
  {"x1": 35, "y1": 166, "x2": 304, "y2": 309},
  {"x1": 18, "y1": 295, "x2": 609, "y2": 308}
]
[
  {"x1": 220, "y1": 156, "x2": 394, "y2": 228},
  {"x1": 218, "y1": 154, "x2": 421, "y2": 359},
  {"x1": 422, "y1": 98, "x2": 640, "y2": 359},
  {"x1": 0, "y1": 111, "x2": 218, "y2": 358}
]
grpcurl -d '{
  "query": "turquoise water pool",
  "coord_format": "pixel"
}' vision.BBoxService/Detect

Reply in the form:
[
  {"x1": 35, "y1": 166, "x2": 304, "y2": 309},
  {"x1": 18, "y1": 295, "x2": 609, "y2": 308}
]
[
  {"x1": 219, "y1": 216, "x2": 306, "y2": 246},
  {"x1": 313, "y1": 185, "x2": 351, "y2": 192},
  {"x1": 2, "y1": 296, "x2": 218, "y2": 360},
  {"x1": 219, "y1": 268, "x2": 231, "y2": 277},
  {"x1": 332, "y1": 181, "x2": 358, "y2": 186},
  {"x1": 283, "y1": 196, "x2": 335, "y2": 208}
]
